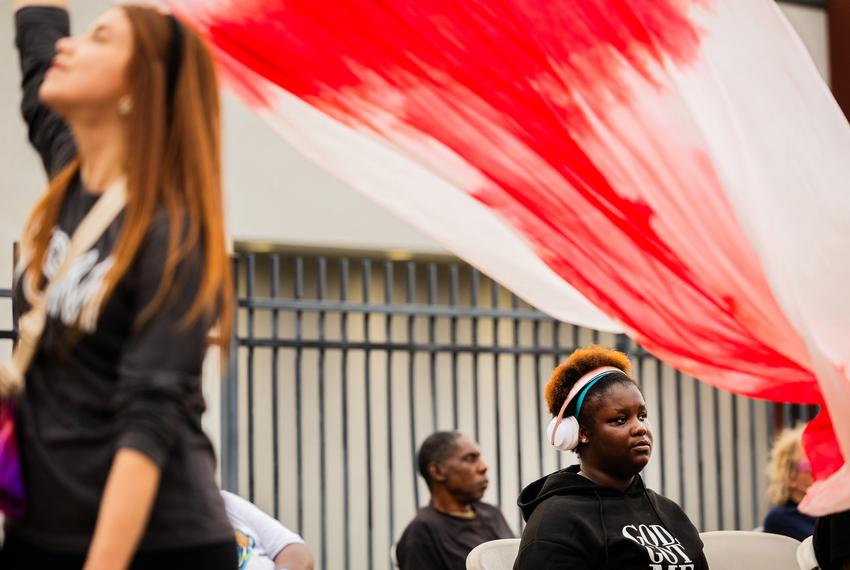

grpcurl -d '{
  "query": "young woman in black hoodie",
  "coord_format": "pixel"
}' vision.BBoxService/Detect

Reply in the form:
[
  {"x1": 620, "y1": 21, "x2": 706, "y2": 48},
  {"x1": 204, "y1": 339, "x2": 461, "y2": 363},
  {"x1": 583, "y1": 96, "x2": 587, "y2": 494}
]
[{"x1": 514, "y1": 345, "x2": 708, "y2": 570}]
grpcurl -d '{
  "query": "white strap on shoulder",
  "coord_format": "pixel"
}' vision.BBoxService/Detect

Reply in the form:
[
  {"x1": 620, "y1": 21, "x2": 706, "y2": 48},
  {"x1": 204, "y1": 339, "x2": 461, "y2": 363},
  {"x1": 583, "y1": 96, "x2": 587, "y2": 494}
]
[{"x1": 0, "y1": 177, "x2": 127, "y2": 397}]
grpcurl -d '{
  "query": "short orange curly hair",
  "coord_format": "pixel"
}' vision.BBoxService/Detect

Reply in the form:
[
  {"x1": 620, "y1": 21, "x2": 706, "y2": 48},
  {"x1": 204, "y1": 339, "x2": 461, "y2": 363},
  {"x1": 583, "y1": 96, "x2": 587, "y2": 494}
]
[{"x1": 544, "y1": 345, "x2": 633, "y2": 416}]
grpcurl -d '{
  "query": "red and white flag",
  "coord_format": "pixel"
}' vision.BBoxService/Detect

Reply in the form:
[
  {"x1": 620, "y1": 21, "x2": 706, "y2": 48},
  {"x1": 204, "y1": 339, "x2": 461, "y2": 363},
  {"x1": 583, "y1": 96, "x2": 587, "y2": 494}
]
[{"x1": 167, "y1": 0, "x2": 850, "y2": 514}]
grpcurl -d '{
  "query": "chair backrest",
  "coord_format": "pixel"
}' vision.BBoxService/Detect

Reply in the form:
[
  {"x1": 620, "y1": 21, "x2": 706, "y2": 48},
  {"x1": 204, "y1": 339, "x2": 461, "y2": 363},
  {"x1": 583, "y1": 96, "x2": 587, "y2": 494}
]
[
  {"x1": 466, "y1": 538, "x2": 521, "y2": 570},
  {"x1": 796, "y1": 535, "x2": 819, "y2": 570},
  {"x1": 700, "y1": 530, "x2": 801, "y2": 570}
]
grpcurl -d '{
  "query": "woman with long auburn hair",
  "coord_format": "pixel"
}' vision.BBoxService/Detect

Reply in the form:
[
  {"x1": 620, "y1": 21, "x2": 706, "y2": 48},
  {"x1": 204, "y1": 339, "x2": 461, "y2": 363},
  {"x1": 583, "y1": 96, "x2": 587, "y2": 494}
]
[{"x1": 2, "y1": 1, "x2": 235, "y2": 568}]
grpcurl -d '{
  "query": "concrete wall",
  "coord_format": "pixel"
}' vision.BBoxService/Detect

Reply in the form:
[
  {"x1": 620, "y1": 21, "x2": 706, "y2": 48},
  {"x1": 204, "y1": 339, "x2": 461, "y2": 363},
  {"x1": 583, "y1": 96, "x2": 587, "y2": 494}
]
[{"x1": 779, "y1": 2, "x2": 830, "y2": 83}]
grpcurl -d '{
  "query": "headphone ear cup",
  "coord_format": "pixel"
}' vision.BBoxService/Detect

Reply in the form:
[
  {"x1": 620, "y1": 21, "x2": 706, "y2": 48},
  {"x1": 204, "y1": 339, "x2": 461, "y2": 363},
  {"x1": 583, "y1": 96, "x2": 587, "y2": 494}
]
[
  {"x1": 559, "y1": 416, "x2": 580, "y2": 451},
  {"x1": 546, "y1": 416, "x2": 580, "y2": 451}
]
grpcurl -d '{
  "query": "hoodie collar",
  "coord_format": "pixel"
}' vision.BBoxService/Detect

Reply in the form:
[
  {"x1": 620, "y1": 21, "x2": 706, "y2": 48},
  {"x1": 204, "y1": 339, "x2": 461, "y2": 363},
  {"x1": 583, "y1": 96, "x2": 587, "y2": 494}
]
[{"x1": 518, "y1": 464, "x2": 646, "y2": 521}]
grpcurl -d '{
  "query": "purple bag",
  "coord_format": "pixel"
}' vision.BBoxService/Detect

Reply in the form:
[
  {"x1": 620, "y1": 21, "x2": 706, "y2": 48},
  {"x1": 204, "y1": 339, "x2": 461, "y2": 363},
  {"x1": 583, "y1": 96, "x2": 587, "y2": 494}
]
[{"x1": 0, "y1": 398, "x2": 24, "y2": 518}]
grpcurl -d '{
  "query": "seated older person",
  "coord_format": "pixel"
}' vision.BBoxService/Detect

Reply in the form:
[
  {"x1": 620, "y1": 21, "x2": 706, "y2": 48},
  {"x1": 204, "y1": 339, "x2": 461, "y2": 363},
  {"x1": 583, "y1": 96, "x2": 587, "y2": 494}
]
[{"x1": 396, "y1": 431, "x2": 513, "y2": 569}]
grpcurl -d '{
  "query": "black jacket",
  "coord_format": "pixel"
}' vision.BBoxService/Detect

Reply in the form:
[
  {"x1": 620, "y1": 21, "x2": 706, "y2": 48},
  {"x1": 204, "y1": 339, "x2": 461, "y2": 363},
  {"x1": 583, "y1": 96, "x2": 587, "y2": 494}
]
[{"x1": 514, "y1": 465, "x2": 708, "y2": 570}]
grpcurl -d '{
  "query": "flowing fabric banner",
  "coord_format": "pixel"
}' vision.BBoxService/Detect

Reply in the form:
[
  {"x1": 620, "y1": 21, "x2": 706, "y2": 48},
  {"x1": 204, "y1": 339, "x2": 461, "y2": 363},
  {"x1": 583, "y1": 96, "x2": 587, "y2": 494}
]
[{"x1": 166, "y1": 0, "x2": 850, "y2": 514}]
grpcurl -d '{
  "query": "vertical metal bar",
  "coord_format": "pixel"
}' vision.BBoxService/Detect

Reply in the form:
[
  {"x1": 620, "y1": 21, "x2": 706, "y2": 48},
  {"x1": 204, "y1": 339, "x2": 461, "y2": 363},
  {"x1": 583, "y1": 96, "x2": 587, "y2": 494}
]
[
  {"x1": 533, "y1": 318, "x2": 543, "y2": 480},
  {"x1": 246, "y1": 253, "x2": 256, "y2": 502},
  {"x1": 674, "y1": 371, "x2": 685, "y2": 512},
  {"x1": 491, "y1": 279, "x2": 503, "y2": 508},
  {"x1": 470, "y1": 268, "x2": 481, "y2": 442},
  {"x1": 511, "y1": 294, "x2": 523, "y2": 530},
  {"x1": 362, "y1": 260, "x2": 374, "y2": 570},
  {"x1": 712, "y1": 387, "x2": 725, "y2": 529},
  {"x1": 294, "y1": 257, "x2": 304, "y2": 533},
  {"x1": 222, "y1": 255, "x2": 240, "y2": 492},
  {"x1": 694, "y1": 378, "x2": 706, "y2": 531},
  {"x1": 765, "y1": 399, "x2": 778, "y2": 528},
  {"x1": 340, "y1": 258, "x2": 350, "y2": 570},
  {"x1": 749, "y1": 398, "x2": 759, "y2": 530},
  {"x1": 766, "y1": 402, "x2": 776, "y2": 453},
  {"x1": 449, "y1": 265, "x2": 460, "y2": 430},
  {"x1": 553, "y1": 322, "x2": 565, "y2": 470},
  {"x1": 655, "y1": 361, "x2": 666, "y2": 497},
  {"x1": 384, "y1": 260, "x2": 395, "y2": 548},
  {"x1": 405, "y1": 262, "x2": 420, "y2": 510},
  {"x1": 615, "y1": 334, "x2": 630, "y2": 357},
  {"x1": 270, "y1": 254, "x2": 281, "y2": 518},
  {"x1": 427, "y1": 263, "x2": 438, "y2": 431},
  {"x1": 317, "y1": 257, "x2": 328, "y2": 566},
  {"x1": 731, "y1": 394, "x2": 741, "y2": 529}
]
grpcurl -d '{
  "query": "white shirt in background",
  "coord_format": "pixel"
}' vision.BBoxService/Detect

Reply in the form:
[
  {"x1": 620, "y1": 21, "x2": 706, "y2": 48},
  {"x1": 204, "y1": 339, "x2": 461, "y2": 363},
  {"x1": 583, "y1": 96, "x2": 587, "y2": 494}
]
[{"x1": 222, "y1": 490, "x2": 305, "y2": 570}]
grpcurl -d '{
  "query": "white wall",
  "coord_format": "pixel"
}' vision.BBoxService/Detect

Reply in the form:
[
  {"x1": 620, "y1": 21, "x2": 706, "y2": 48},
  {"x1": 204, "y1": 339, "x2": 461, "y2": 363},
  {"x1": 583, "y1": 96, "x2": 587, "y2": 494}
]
[{"x1": 778, "y1": 2, "x2": 830, "y2": 84}]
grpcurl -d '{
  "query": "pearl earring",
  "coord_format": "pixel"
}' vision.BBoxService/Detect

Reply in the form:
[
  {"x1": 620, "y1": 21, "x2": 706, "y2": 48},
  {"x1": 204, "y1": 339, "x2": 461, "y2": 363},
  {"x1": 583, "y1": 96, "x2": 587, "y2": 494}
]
[{"x1": 118, "y1": 96, "x2": 133, "y2": 116}]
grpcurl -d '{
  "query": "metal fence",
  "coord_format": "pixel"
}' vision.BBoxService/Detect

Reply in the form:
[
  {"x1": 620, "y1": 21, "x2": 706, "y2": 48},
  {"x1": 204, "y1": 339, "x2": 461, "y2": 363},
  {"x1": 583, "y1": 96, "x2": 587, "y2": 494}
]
[
  {"x1": 0, "y1": 253, "x2": 819, "y2": 570},
  {"x1": 223, "y1": 250, "x2": 818, "y2": 570}
]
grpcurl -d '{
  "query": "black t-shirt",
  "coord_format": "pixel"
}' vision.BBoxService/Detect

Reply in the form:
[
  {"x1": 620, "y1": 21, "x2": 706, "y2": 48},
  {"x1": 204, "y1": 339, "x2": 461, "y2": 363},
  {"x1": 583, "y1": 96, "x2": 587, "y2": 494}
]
[
  {"x1": 814, "y1": 508, "x2": 850, "y2": 570},
  {"x1": 8, "y1": 6, "x2": 233, "y2": 553},
  {"x1": 396, "y1": 503, "x2": 515, "y2": 570}
]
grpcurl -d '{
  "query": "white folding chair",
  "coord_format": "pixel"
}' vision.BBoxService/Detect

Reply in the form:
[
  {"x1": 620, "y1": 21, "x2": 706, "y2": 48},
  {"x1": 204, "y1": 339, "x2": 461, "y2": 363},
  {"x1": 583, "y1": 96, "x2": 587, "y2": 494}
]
[
  {"x1": 466, "y1": 538, "x2": 521, "y2": 570},
  {"x1": 796, "y1": 535, "x2": 819, "y2": 570},
  {"x1": 700, "y1": 530, "x2": 801, "y2": 570}
]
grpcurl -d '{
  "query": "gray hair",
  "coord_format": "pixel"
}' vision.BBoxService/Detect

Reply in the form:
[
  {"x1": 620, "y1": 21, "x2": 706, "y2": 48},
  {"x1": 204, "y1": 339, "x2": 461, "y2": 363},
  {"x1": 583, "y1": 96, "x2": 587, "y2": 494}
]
[{"x1": 417, "y1": 431, "x2": 462, "y2": 488}]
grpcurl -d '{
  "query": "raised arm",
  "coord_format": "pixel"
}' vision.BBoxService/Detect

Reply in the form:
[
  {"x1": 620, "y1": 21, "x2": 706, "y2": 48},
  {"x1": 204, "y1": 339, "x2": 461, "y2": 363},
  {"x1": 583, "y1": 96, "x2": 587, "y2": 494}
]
[{"x1": 14, "y1": 0, "x2": 76, "y2": 177}]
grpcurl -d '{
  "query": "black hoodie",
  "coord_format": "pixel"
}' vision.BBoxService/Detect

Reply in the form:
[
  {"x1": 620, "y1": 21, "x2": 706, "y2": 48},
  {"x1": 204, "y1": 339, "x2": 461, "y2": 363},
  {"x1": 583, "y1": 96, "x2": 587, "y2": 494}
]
[{"x1": 514, "y1": 465, "x2": 708, "y2": 570}]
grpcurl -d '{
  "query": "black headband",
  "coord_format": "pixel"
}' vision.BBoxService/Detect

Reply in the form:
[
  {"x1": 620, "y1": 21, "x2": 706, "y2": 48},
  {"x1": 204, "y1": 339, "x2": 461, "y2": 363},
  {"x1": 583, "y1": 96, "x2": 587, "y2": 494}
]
[{"x1": 165, "y1": 14, "x2": 184, "y2": 112}]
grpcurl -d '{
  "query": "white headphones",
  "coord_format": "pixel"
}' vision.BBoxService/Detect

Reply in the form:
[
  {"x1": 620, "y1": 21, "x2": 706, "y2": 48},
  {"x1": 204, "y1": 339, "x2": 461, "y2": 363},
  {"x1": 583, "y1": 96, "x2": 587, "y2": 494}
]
[{"x1": 546, "y1": 366, "x2": 622, "y2": 451}]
